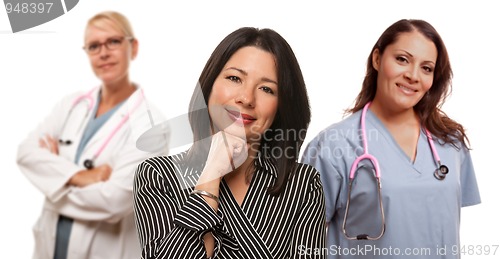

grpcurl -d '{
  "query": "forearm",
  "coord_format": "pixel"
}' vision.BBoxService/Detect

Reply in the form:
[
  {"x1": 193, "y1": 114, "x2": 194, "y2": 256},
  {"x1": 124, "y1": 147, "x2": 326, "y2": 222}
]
[
  {"x1": 56, "y1": 181, "x2": 134, "y2": 222},
  {"x1": 57, "y1": 139, "x2": 162, "y2": 221},
  {"x1": 194, "y1": 165, "x2": 224, "y2": 257},
  {"x1": 17, "y1": 144, "x2": 81, "y2": 201},
  {"x1": 135, "y1": 171, "x2": 229, "y2": 257},
  {"x1": 135, "y1": 187, "x2": 225, "y2": 258}
]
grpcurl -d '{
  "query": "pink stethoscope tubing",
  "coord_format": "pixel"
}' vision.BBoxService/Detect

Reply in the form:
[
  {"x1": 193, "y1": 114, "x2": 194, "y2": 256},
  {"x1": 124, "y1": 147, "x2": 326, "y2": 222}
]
[
  {"x1": 59, "y1": 87, "x2": 145, "y2": 169},
  {"x1": 58, "y1": 88, "x2": 96, "y2": 140},
  {"x1": 342, "y1": 101, "x2": 449, "y2": 241},
  {"x1": 343, "y1": 101, "x2": 385, "y2": 240},
  {"x1": 348, "y1": 104, "x2": 381, "y2": 180}
]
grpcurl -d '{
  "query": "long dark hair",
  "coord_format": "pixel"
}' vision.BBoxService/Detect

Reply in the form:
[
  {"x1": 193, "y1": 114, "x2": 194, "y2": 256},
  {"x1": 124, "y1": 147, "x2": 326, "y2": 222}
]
[
  {"x1": 186, "y1": 27, "x2": 311, "y2": 195},
  {"x1": 348, "y1": 19, "x2": 468, "y2": 148}
]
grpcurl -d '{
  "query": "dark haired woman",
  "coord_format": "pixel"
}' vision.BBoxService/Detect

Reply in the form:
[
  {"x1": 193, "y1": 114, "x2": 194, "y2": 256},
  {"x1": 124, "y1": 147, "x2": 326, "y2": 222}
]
[
  {"x1": 302, "y1": 19, "x2": 480, "y2": 259},
  {"x1": 134, "y1": 27, "x2": 326, "y2": 258}
]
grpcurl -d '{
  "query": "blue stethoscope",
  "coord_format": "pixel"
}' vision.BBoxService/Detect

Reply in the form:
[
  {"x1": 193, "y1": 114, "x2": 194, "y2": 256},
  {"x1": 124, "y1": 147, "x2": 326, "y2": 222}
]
[
  {"x1": 58, "y1": 87, "x2": 147, "y2": 169},
  {"x1": 342, "y1": 101, "x2": 449, "y2": 240}
]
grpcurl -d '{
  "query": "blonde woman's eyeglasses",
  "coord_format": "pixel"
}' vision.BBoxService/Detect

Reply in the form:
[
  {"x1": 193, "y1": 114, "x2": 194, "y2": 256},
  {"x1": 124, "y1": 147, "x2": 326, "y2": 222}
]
[{"x1": 83, "y1": 36, "x2": 134, "y2": 55}]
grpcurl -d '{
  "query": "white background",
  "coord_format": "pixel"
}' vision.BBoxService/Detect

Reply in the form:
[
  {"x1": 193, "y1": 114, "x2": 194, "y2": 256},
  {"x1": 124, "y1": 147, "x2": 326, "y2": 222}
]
[{"x1": 1, "y1": 0, "x2": 498, "y2": 257}]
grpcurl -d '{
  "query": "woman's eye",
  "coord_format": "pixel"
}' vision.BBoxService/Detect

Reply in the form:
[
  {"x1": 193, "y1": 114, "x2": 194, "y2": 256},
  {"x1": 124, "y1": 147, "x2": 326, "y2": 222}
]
[
  {"x1": 87, "y1": 43, "x2": 98, "y2": 51},
  {"x1": 422, "y1": 66, "x2": 434, "y2": 73},
  {"x1": 260, "y1": 86, "x2": 275, "y2": 95},
  {"x1": 226, "y1": 76, "x2": 241, "y2": 83},
  {"x1": 108, "y1": 38, "x2": 122, "y2": 46},
  {"x1": 396, "y1": 56, "x2": 408, "y2": 63}
]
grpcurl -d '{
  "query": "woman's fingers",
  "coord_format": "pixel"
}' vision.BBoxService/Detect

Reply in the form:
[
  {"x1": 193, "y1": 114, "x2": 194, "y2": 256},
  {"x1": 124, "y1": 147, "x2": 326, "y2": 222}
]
[
  {"x1": 225, "y1": 131, "x2": 248, "y2": 170},
  {"x1": 221, "y1": 131, "x2": 236, "y2": 170},
  {"x1": 39, "y1": 134, "x2": 59, "y2": 155},
  {"x1": 45, "y1": 135, "x2": 59, "y2": 154},
  {"x1": 198, "y1": 131, "x2": 249, "y2": 185}
]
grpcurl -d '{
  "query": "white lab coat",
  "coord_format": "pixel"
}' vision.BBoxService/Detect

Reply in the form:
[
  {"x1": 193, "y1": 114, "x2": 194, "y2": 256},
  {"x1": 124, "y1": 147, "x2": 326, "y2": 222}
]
[{"x1": 17, "y1": 87, "x2": 169, "y2": 259}]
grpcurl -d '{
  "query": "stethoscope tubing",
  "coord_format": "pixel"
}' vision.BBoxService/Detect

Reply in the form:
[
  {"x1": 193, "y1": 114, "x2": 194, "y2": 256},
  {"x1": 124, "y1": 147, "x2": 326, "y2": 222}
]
[
  {"x1": 59, "y1": 87, "x2": 145, "y2": 169},
  {"x1": 343, "y1": 101, "x2": 449, "y2": 240},
  {"x1": 91, "y1": 88, "x2": 145, "y2": 160},
  {"x1": 349, "y1": 102, "x2": 381, "y2": 180},
  {"x1": 343, "y1": 101, "x2": 386, "y2": 240},
  {"x1": 59, "y1": 88, "x2": 97, "y2": 141}
]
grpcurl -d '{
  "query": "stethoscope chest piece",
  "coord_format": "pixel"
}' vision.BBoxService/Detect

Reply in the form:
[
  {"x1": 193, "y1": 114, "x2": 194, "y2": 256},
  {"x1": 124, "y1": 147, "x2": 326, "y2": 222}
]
[
  {"x1": 434, "y1": 164, "x2": 449, "y2": 180},
  {"x1": 84, "y1": 159, "x2": 94, "y2": 170}
]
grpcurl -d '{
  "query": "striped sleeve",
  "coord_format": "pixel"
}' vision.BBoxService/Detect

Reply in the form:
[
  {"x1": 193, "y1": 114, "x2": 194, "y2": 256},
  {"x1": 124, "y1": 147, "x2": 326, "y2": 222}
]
[
  {"x1": 133, "y1": 158, "x2": 218, "y2": 259},
  {"x1": 289, "y1": 165, "x2": 326, "y2": 259},
  {"x1": 174, "y1": 194, "x2": 223, "y2": 231}
]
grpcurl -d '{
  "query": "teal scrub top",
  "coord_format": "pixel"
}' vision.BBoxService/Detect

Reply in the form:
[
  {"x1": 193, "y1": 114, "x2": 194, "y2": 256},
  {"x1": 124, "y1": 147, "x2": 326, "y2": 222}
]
[{"x1": 302, "y1": 109, "x2": 481, "y2": 259}]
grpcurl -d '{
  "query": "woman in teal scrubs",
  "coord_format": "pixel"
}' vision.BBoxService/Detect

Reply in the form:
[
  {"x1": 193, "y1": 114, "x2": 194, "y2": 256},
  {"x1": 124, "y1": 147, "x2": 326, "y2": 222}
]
[{"x1": 302, "y1": 19, "x2": 480, "y2": 258}]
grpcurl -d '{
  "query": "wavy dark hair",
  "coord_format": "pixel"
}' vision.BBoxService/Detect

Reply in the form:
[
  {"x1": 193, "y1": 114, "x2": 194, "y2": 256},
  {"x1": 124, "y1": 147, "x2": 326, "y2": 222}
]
[
  {"x1": 185, "y1": 27, "x2": 311, "y2": 195},
  {"x1": 347, "y1": 19, "x2": 468, "y2": 148}
]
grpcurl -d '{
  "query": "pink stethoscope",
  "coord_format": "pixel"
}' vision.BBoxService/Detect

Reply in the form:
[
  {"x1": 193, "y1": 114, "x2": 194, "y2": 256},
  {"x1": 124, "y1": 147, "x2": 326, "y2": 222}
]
[
  {"x1": 342, "y1": 101, "x2": 449, "y2": 241},
  {"x1": 58, "y1": 87, "x2": 147, "y2": 169}
]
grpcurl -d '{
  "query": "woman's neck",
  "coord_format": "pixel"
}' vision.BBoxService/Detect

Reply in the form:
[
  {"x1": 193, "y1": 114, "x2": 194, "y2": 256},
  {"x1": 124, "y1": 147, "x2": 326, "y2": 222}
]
[
  {"x1": 96, "y1": 79, "x2": 135, "y2": 117},
  {"x1": 369, "y1": 99, "x2": 419, "y2": 127},
  {"x1": 369, "y1": 99, "x2": 421, "y2": 162},
  {"x1": 100, "y1": 78, "x2": 136, "y2": 107}
]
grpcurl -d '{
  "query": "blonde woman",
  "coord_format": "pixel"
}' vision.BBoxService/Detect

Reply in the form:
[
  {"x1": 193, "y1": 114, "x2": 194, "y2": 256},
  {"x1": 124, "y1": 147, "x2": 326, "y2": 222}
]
[{"x1": 17, "y1": 11, "x2": 167, "y2": 259}]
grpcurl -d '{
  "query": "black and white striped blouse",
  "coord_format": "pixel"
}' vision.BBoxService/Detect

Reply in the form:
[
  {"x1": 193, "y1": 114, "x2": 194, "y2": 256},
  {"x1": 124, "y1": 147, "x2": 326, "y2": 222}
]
[{"x1": 133, "y1": 151, "x2": 326, "y2": 259}]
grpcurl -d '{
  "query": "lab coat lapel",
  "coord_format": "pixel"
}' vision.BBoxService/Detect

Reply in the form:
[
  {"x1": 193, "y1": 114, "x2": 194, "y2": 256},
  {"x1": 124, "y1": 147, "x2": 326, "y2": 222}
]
[{"x1": 219, "y1": 180, "x2": 273, "y2": 259}]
